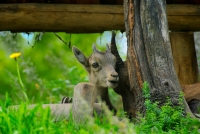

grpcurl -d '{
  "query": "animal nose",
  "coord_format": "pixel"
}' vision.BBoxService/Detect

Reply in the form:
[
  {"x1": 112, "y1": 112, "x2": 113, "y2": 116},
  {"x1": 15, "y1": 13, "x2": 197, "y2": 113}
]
[{"x1": 111, "y1": 71, "x2": 118, "y2": 78}]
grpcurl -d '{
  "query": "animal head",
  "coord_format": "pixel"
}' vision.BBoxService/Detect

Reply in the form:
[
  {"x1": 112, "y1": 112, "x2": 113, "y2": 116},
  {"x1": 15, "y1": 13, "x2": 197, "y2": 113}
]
[{"x1": 72, "y1": 44, "x2": 119, "y2": 88}]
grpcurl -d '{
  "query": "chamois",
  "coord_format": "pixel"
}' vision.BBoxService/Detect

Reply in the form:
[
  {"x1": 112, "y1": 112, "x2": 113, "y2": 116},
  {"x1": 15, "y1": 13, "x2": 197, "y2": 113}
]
[
  {"x1": 69, "y1": 32, "x2": 200, "y2": 118},
  {"x1": 71, "y1": 32, "x2": 136, "y2": 117},
  {"x1": 72, "y1": 44, "x2": 118, "y2": 113},
  {"x1": 61, "y1": 32, "x2": 135, "y2": 118}
]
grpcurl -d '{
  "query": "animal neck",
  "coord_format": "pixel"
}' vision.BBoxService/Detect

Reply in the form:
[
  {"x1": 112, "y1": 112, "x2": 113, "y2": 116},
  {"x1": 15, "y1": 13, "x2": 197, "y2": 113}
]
[
  {"x1": 88, "y1": 75, "x2": 108, "y2": 96},
  {"x1": 93, "y1": 85, "x2": 116, "y2": 113},
  {"x1": 94, "y1": 85, "x2": 108, "y2": 97}
]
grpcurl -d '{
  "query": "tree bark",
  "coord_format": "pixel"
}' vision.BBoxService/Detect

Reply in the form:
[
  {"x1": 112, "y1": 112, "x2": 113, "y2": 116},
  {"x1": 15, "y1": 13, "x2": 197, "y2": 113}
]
[
  {"x1": 124, "y1": 0, "x2": 145, "y2": 114},
  {"x1": 124, "y1": 0, "x2": 193, "y2": 116}
]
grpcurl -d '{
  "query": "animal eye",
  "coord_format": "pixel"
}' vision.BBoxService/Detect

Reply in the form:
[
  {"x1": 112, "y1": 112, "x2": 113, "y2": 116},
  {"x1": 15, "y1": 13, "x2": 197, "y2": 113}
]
[{"x1": 92, "y1": 62, "x2": 99, "y2": 68}]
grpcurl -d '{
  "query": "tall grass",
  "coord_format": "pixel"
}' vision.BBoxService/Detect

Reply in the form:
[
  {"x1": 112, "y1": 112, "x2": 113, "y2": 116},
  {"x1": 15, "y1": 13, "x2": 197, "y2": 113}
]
[
  {"x1": 1, "y1": 82, "x2": 200, "y2": 134},
  {"x1": 0, "y1": 93, "x2": 135, "y2": 134}
]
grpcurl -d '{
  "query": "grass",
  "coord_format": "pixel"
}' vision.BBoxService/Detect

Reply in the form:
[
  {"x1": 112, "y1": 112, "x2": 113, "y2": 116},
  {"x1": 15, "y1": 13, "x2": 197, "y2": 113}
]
[
  {"x1": 1, "y1": 82, "x2": 200, "y2": 134},
  {"x1": 0, "y1": 93, "x2": 135, "y2": 134},
  {"x1": 1, "y1": 31, "x2": 200, "y2": 134}
]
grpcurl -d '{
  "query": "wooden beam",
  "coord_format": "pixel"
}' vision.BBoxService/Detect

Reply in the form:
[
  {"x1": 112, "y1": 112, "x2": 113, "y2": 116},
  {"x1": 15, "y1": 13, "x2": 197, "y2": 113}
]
[
  {"x1": 167, "y1": 4, "x2": 200, "y2": 15},
  {"x1": 0, "y1": 4, "x2": 200, "y2": 32},
  {"x1": 168, "y1": 16, "x2": 200, "y2": 31},
  {"x1": 0, "y1": 4, "x2": 124, "y2": 33},
  {"x1": 170, "y1": 32, "x2": 199, "y2": 85},
  {"x1": 167, "y1": 5, "x2": 200, "y2": 31}
]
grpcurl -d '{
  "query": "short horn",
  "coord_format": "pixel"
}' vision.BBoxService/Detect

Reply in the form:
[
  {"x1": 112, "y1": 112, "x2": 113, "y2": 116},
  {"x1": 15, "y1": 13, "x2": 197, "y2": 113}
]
[
  {"x1": 110, "y1": 31, "x2": 124, "y2": 68},
  {"x1": 106, "y1": 43, "x2": 110, "y2": 51},
  {"x1": 92, "y1": 44, "x2": 98, "y2": 52}
]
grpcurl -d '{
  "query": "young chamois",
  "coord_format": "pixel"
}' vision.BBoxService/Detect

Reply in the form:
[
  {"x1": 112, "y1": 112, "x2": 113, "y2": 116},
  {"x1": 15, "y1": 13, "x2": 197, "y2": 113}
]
[
  {"x1": 69, "y1": 32, "x2": 200, "y2": 118},
  {"x1": 61, "y1": 32, "x2": 136, "y2": 118},
  {"x1": 72, "y1": 44, "x2": 118, "y2": 113},
  {"x1": 71, "y1": 32, "x2": 136, "y2": 117}
]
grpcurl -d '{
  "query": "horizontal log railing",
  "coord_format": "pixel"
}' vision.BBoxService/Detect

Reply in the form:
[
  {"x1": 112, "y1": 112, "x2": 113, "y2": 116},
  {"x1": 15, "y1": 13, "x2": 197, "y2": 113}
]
[
  {"x1": 0, "y1": 4, "x2": 124, "y2": 33},
  {"x1": 0, "y1": 4, "x2": 200, "y2": 32}
]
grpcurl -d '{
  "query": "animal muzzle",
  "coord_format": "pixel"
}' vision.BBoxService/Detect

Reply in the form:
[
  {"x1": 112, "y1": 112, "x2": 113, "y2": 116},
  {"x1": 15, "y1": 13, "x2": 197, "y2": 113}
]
[{"x1": 107, "y1": 70, "x2": 119, "y2": 88}]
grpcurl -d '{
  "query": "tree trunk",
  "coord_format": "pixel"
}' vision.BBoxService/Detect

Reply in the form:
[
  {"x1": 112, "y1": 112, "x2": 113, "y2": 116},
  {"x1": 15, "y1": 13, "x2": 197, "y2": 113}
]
[{"x1": 124, "y1": 0, "x2": 193, "y2": 116}]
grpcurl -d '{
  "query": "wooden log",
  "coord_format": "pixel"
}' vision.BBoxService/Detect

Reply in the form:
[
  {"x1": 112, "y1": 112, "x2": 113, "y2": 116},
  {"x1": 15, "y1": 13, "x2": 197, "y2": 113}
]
[
  {"x1": 166, "y1": 0, "x2": 200, "y2": 4},
  {"x1": 0, "y1": 4, "x2": 124, "y2": 33},
  {"x1": 167, "y1": 4, "x2": 200, "y2": 15},
  {"x1": 165, "y1": 4, "x2": 200, "y2": 31},
  {"x1": 8, "y1": 103, "x2": 102, "y2": 121},
  {"x1": 0, "y1": 4, "x2": 200, "y2": 32},
  {"x1": 167, "y1": 16, "x2": 200, "y2": 31},
  {"x1": 72, "y1": 82, "x2": 96, "y2": 124},
  {"x1": 0, "y1": 0, "x2": 100, "y2": 4},
  {"x1": 170, "y1": 32, "x2": 198, "y2": 85}
]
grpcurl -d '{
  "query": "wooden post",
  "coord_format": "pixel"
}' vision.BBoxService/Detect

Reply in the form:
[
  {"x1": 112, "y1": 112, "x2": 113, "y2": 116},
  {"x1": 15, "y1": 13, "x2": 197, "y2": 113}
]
[
  {"x1": 170, "y1": 32, "x2": 199, "y2": 85},
  {"x1": 170, "y1": 32, "x2": 200, "y2": 114},
  {"x1": 72, "y1": 82, "x2": 96, "y2": 124}
]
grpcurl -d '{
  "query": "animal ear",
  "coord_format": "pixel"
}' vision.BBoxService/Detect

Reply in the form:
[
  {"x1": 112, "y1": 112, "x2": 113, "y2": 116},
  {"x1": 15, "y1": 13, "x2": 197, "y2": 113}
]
[
  {"x1": 72, "y1": 46, "x2": 89, "y2": 67},
  {"x1": 92, "y1": 44, "x2": 98, "y2": 52}
]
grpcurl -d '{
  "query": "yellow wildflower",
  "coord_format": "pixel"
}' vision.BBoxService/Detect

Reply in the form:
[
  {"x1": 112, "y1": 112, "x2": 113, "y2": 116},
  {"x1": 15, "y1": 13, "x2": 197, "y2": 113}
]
[
  {"x1": 35, "y1": 83, "x2": 40, "y2": 90},
  {"x1": 9, "y1": 52, "x2": 21, "y2": 59}
]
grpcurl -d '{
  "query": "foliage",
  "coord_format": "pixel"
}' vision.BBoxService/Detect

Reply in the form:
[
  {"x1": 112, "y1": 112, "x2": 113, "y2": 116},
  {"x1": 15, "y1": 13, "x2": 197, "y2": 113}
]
[
  {"x1": 0, "y1": 93, "x2": 135, "y2": 134},
  {"x1": 1, "y1": 32, "x2": 200, "y2": 134},
  {"x1": 0, "y1": 80, "x2": 199, "y2": 134},
  {"x1": 135, "y1": 82, "x2": 200, "y2": 134},
  {"x1": 0, "y1": 31, "x2": 125, "y2": 107}
]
